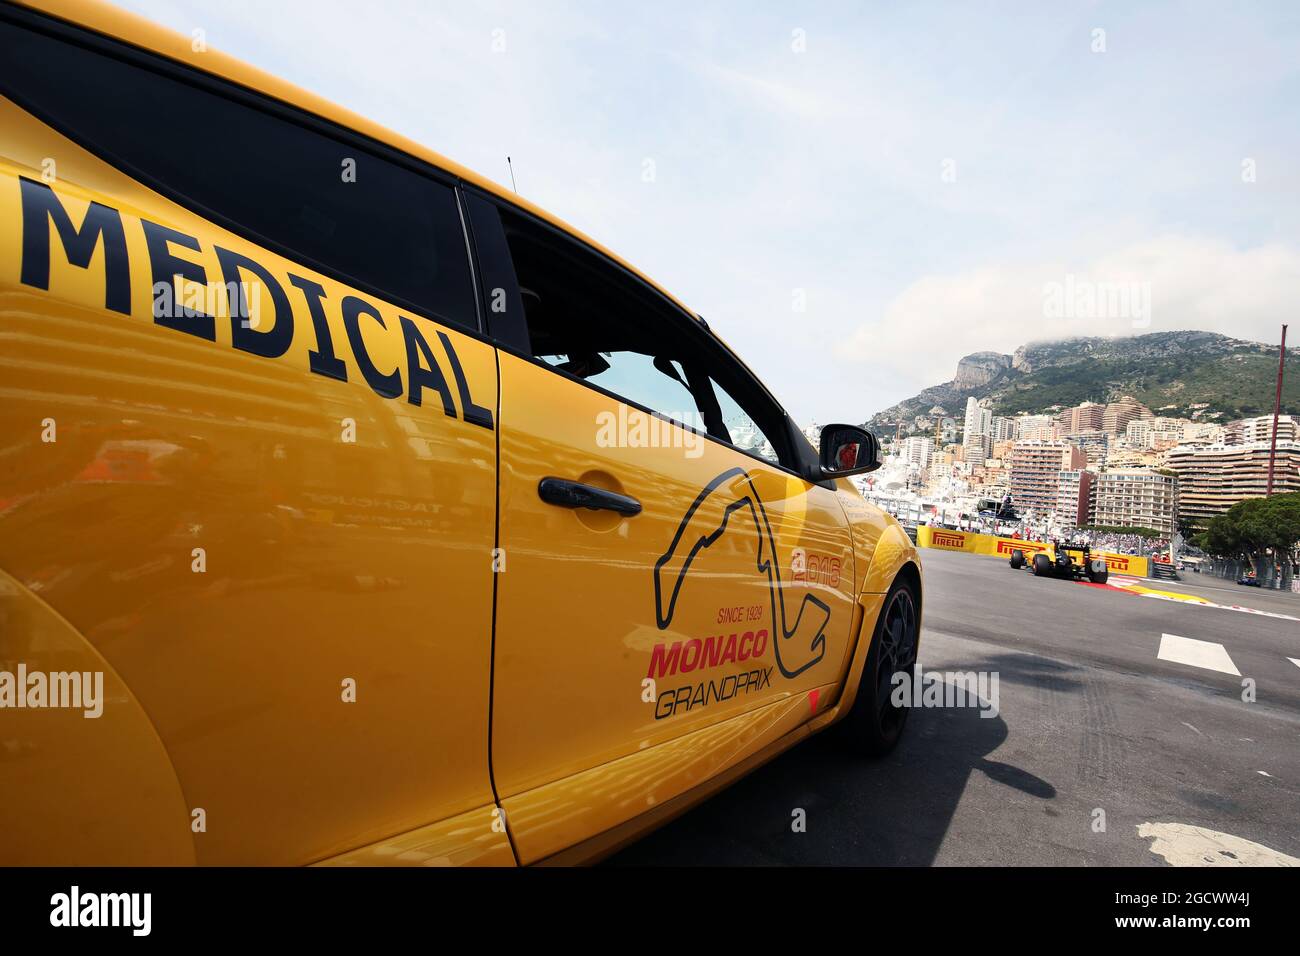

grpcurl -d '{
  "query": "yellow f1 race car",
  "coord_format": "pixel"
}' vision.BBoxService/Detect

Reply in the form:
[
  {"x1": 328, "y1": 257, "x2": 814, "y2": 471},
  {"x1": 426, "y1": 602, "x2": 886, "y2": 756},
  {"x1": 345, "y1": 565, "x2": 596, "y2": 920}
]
[{"x1": 1009, "y1": 542, "x2": 1110, "y2": 584}]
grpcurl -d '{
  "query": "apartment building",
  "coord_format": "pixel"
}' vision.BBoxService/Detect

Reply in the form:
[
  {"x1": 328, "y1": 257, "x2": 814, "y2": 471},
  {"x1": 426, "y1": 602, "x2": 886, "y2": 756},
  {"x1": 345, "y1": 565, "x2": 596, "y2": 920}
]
[
  {"x1": 927, "y1": 455, "x2": 953, "y2": 479},
  {"x1": 1092, "y1": 469, "x2": 1178, "y2": 535},
  {"x1": 1015, "y1": 414, "x2": 1057, "y2": 441},
  {"x1": 1070, "y1": 430, "x2": 1111, "y2": 466},
  {"x1": 1055, "y1": 398, "x2": 1152, "y2": 437},
  {"x1": 962, "y1": 398, "x2": 993, "y2": 462},
  {"x1": 899, "y1": 436, "x2": 934, "y2": 472},
  {"x1": 1166, "y1": 441, "x2": 1300, "y2": 526},
  {"x1": 1057, "y1": 402, "x2": 1105, "y2": 435},
  {"x1": 1224, "y1": 415, "x2": 1297, "y2": 445},
  {"x1": 1106, "y1": 446, "x2": 1162, "y2": 469},
  {"x1": 1009, "y1": 439, "x2": 1088, "y2": 515},
  {"x1": 1182, "y1": 421, "x2": 1225, "y2": 444},
  {"x1": 1127, "y1": 416, "x2": 1187, "y2": 449},
  {"x1": 1055, "y1": 469, "x2": 1095, "y2": 530},
  {"x1": 1102, "y1": 398, "x2": 1151, "y2": 435}
]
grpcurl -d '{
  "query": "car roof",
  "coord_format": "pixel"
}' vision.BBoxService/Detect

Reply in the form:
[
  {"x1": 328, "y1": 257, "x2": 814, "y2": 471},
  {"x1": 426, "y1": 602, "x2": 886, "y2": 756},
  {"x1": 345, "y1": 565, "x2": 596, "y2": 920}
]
[
  {"x1": 24, "y1": 0, "x2": 699, "y2": 321},
  {"x1": 25, "y1": 0, "x2": 797, "y2": 420}
]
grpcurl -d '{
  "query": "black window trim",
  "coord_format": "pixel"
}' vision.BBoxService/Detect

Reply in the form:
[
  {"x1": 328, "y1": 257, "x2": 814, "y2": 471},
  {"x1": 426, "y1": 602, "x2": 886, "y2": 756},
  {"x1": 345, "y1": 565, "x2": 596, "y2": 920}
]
[
  {"x1": 461, "y1": 186, "x2": 824, "y2": 483},
  {"x1": 452, "y1": 187, "x2": 485, "y2": 334},
  {"x1": 461, "y1": 189, "x2": 530, "y2": 349},
  {"x1": 0, "y1": 3, "x2": 483, "y2": 338}
]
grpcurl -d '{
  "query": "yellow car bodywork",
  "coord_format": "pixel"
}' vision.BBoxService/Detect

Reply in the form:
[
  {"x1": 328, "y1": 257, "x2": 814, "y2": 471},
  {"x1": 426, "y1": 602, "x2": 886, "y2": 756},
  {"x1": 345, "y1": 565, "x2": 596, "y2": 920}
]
[{"x1": 0, "y1": 0, "x2": 922, "y2": 865}]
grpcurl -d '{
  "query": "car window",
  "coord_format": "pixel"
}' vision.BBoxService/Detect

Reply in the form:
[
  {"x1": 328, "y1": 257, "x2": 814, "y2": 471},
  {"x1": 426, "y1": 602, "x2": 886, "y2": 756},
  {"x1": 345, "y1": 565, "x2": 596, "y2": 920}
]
[
  {"x1": 709, "y1": 377, "x2": 782, "y2": 466},
  {"x1": 484, "y1": 200, "x2": 795, "y2": 469},
  {"x1": 538, "y1": 351, "x2": 704, "y2": 431},
  {"x1": 0, "y1": 16, "x2": 477, "y2": 332}
]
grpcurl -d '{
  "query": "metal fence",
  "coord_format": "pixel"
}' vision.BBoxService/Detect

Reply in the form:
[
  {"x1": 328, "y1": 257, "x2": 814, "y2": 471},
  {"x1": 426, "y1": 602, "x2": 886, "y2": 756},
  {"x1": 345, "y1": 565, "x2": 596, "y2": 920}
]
[{"x1": 1205, "y1": 557, "x2": 1296, "y2": 591}]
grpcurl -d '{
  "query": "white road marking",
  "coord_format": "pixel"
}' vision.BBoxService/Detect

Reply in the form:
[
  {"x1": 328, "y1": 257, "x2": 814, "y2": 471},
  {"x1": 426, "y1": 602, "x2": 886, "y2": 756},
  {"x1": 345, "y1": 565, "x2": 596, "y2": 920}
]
[
  {"x1": 1289, "y1": 658, "x2": 1300, "y2": 669},
  {"x1": 1138, "y1": 822, "x2": 1299, "y2": 866},
  {"x1": 1180, "y1": 721, "x2": 1203, "y2": 736},
  {"x1": 1157, "y1": 633, "x2": 1241, "y2": 676},
  {"x1": 1258, "y1": 771, "x2": 1273, "y2": 777}
]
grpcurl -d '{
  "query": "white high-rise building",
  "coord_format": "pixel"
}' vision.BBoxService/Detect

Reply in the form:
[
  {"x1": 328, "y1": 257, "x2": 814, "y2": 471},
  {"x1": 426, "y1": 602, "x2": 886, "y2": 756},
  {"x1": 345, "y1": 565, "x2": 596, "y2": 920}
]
[
  {"x1": 1093, "y1": 469, "x2": 1179, "y2": 536},
  {"x1": 963, "y1": 398, "x2": 993, "y2": 461},
  {"x1": 1127, "y1": 417, "x2": 1187, "y2": 448},
  {"x1": 899, "y1": 436, "x2": 934, "y2": 472},
  {"x1": 1224, "y1": 415, "x2": 1296, "y2": 445},
  {"x1": 1015, "y1": 414, "x2": 1057, "y2": 440}
]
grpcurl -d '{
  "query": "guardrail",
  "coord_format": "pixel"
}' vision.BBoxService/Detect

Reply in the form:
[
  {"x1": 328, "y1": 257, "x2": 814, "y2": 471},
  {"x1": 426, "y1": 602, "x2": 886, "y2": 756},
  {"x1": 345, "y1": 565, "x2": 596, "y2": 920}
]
[{"x1": 914, "y1": 526, "x2": 1152, "y2": 578}]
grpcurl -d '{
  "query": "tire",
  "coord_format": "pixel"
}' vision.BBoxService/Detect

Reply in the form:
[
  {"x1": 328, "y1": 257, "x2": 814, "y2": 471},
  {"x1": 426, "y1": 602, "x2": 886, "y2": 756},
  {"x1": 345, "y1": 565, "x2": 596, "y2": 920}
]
[
  {"x1": 1009, "y1": 549, "x2": 1025, "y2": 569},
  {"x1": 839, "y1": 577, "x2": 920, "y2": 757},
  {"x1": 1032, "y1": 553, "x2": 1051, "y2": 577},
  {"x1": 1086, "y1": 559, "x2": 1108, "y2": 584}
]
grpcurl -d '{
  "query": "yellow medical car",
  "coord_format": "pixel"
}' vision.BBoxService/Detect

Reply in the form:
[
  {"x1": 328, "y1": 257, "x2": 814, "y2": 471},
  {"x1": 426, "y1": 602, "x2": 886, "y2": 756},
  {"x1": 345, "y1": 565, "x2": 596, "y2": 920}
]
[{"x1": 0, "y1": 0, "x2": 922, "y2": 865}]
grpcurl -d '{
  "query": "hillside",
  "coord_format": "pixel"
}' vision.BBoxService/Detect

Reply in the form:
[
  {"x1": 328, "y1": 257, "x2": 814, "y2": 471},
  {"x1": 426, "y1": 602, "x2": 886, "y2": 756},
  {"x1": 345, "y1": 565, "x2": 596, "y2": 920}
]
[{"x1": 869, "y1": 330, "x2": 1298, "y2": 430}]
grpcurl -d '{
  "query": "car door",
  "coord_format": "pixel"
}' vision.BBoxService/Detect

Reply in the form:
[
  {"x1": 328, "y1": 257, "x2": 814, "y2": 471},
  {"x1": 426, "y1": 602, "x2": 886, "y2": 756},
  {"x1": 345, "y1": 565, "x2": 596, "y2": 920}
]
[
  {"x1": 467, "y1": 194, "x2": 856, "y2": 862},
  {"x1": 0, "y1": 11, "x2": 508, "y2": 865}
]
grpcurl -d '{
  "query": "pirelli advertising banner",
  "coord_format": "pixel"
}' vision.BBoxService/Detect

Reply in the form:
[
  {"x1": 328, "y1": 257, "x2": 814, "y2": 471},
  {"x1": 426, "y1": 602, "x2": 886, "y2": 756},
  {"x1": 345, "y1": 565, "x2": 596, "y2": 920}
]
[{"x1": 915, "y1": 527, "x2": 1151, "y2": 577}]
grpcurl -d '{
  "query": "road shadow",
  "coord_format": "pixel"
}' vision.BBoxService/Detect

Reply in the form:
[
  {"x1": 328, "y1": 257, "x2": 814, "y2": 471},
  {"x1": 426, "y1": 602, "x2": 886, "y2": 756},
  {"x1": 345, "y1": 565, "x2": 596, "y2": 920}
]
[
  {"x1": 976, "y1": 651, "x2": 1086, "y2": 694},
  {"x1": 607, "y1": 687, "x2": 1055, "y2": 865}
]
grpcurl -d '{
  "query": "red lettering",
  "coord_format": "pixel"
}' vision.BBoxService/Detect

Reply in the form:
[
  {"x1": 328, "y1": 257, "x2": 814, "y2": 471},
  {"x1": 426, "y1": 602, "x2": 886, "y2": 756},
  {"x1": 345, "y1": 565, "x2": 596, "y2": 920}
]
[
  {"x1": 646, "y1": 641, "x2": 683, "y2": 679},
  {"x1": 721, "y1": 633, "x2": 739, "y2": 665},
  {"x1": 700, "y1": 635, "x2": 722, "y2": 670},
  {"x1": 681, "y1": 638, "x2": 702, "y2": 672}
]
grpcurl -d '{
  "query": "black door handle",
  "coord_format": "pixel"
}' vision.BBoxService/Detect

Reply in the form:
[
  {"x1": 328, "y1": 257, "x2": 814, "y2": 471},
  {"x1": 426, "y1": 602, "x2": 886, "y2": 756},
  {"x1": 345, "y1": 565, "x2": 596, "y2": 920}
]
[{"x1": 538, "y1": 477, "x2": 642, "y2": 516}]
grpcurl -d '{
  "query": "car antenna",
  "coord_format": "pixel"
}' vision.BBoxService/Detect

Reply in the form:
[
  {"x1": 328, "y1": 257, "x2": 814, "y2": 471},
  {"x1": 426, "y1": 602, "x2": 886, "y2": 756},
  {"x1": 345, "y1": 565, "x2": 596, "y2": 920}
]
[{"x1": 507, "y1": 156, "x2": 518, "y2": 194}]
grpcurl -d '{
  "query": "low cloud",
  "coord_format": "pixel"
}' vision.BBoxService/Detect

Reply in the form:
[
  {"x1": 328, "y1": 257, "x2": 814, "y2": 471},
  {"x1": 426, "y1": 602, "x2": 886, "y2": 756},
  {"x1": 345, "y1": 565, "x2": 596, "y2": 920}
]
[{"x1": 841, "y1": 235, "x2": 1300, "y2": 390}]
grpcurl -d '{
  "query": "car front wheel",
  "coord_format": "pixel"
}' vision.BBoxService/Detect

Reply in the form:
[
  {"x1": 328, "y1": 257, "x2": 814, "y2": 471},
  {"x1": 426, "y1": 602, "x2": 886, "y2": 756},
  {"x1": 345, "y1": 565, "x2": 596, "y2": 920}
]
[{"x1": 840, "y1": 577, "x2": 919, "y2": 757}]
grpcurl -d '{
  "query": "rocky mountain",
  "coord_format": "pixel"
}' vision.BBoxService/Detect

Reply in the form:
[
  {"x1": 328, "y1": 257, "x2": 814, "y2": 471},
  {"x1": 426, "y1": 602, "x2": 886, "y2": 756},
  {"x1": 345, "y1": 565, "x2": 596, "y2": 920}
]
[
  {"x1": 953, "y1": 351, "x2": 1012, "y2": 389},
  {"x1": 868, "y1": 330, "x2": 1297, "y2": 432}
]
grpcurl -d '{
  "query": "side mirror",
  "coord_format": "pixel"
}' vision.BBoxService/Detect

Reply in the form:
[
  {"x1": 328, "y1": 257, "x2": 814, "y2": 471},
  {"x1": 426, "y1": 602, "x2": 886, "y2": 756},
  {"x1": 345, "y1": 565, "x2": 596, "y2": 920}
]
[{"x1": 817, "y1": 423, "x2": 881, "y2": 478}]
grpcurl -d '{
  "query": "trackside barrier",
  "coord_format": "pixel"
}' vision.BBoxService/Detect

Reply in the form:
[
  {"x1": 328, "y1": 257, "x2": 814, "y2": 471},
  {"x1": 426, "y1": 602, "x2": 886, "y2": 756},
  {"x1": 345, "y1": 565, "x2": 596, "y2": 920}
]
[
  {"x1": 1151, "y1": 562, "x2": 1179, "y2": 580},
  {"x1": 915, "y1": 526, "x2": 1151, "y2": 578}
]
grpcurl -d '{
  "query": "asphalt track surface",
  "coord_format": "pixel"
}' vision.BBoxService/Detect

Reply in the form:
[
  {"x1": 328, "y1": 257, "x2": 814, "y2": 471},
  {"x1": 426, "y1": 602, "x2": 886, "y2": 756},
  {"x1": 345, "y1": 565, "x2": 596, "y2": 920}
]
[{"x1": 609, "y1": 548, "x2": 1300, "y2": 865}]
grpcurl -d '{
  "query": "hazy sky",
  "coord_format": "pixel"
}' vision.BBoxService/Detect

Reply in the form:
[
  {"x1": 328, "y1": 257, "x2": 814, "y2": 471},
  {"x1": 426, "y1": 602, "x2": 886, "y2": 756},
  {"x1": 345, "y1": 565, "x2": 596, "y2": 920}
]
[{"x1": 120, "y1": 0, "x2": 1300, "y2": 423}]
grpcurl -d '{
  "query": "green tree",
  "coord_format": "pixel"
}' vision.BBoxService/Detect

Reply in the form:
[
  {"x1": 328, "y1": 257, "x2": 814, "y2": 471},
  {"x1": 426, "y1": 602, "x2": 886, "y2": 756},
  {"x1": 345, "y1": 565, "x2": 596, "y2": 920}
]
[{"x1": 1197, "y1": 493, "x2": 1300, "y2": 581}]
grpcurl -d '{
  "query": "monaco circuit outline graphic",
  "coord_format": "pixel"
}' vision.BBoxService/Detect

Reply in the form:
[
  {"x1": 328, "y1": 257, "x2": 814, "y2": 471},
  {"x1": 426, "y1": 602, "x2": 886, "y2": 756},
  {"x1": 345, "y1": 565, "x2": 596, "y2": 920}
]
[{"x1": 653, "y1": 467, "x2": 830, "y2": 679}]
